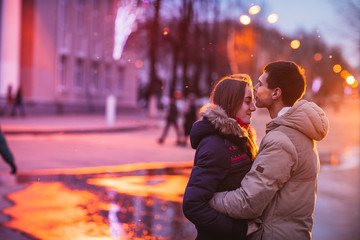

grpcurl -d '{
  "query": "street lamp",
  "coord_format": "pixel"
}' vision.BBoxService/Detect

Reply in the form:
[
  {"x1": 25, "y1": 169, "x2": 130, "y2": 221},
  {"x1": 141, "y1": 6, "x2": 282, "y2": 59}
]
[
  {"x1": 249, "y1": 5, "x2": 261, "y2": 15},
  {"x1": 290, "y1": 40, "x2": 300, "y2": 49},
  {"x1": 346, "y1": 75, "x2": 355, "y2": 85},
  {"x1": 240, "y1": 15, "x2": 251, "y2": 25},
  {"x1": 267, "y1": 14, "x2": 278, "y2": 24},
  {"x1": 333, "y1": 64, "x2": 342, "y2": 73}
]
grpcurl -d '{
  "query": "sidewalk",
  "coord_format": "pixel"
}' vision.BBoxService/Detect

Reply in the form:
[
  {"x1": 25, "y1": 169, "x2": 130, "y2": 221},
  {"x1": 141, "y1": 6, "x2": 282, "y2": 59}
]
[
  {"x1": 0, "y1": 109, "x2": 155, "y2": 135},
  {"x1": 0, "y1": 109, "x2": 194, "y2": 174}
]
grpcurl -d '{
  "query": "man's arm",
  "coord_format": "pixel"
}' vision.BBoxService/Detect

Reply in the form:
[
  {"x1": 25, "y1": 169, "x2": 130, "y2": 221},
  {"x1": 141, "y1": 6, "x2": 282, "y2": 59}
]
[{"x1": 209, "y1": 131, "x2": 297, "y2": 219}]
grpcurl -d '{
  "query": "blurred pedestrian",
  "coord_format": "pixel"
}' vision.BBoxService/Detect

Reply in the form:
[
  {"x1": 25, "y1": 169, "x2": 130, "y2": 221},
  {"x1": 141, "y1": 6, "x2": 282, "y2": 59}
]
[
  {"x1": 210, "y1": 61, "x2": 330, "y2": 239},
  {"x1": 11, "y1": 87, "x2": 26, "y2": 117},
  {"x1": 181, "y1": 93, "x2": 198, "y2": 146},
  {"x1": 2, "y1": 85, "x2": 14, "y2": 115},
  {"x1": 183, "y1": 74, "x2": 259, "y2": 239},
  {"x1": 158, "y1": 97, "x2": 181, "y2": 144},
  {"x1": 0, "y1": 128, "x2": 17, "y2": 174}
]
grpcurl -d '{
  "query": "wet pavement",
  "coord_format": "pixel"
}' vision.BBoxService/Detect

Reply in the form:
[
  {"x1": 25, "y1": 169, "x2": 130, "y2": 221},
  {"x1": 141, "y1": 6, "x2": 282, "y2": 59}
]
[
  {"x1": 0, "y1": 151, "x2": 358, "y2": 240},
  {"x1": 1, "y1": 163, "x2": 196, "y2": 240},
  {"x1": 0, "y1": 100, "x2": 359, "y2": 239}
]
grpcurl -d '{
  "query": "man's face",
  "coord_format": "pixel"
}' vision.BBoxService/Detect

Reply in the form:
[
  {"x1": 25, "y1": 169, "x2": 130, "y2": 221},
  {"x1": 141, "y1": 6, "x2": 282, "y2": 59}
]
[{"x1": 254, "y1": 72, "x2": 274, "y2": 108}]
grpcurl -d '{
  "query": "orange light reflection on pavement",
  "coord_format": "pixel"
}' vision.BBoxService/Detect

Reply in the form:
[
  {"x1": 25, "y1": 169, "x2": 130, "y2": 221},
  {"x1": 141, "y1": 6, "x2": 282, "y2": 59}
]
[
  {"x1": 3, "y1": 182, "x2": 111, "y2": 240},
  {"x1": 19, "y1": 161, "x2": 193, "y2": 176},
  {"x1": 88, "y1": 175, "x2": 189, "y2": 202}
]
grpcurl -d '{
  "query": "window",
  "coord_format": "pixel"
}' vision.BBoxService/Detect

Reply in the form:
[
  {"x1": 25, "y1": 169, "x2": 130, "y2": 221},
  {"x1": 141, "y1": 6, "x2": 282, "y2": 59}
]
[
  {"x1": 91, "y1": 62, "x2": 100, "y2": 90},
  {"x1": 104, "y1": 64, "x2": 112, "y2": 90},
  {"x1": 58, "y1": 55, "x2": 68, "y2": 91},
  {"x1": 74, "y1": 59, "x2": 84, "y2": 88},
  {"x1": 76, "y1": 0, "x2": 85, "y2": 34},
  {"x1": 117, "y1": 66, "x2": 125, "y2": 92},
  {"x1": 92, "y1": 0, "x2": 100, "y2": 37},
  {"x1": 59, "y1": 0, "x2": 70, "y2": 48}
]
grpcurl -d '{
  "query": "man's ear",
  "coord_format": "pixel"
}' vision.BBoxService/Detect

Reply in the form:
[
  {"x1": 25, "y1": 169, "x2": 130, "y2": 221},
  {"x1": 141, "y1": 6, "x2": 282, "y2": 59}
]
[{"x1": 271, "y1": 88, "x2": 282, "y2": 100}]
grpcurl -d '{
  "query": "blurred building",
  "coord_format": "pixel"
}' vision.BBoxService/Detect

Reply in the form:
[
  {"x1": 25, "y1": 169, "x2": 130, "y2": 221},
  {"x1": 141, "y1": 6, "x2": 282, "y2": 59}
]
[{"x1": 0, "y1": 0, "x2": 138, "y2": 114}]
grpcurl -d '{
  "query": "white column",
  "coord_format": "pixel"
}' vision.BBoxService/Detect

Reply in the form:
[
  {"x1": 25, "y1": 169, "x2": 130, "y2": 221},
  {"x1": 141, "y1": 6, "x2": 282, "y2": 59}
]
[
  {"x1": 106, "y1": 95, "x2": 117, "y2": 127},
  {"x1": 0, "y1": 0, "x2": 22, "y2": 95}
]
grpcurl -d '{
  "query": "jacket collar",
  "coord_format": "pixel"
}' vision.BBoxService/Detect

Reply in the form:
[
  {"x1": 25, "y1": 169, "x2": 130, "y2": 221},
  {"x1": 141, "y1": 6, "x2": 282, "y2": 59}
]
[{"x1": 200, "y1": 103, "x2": 248, "y2": 138}]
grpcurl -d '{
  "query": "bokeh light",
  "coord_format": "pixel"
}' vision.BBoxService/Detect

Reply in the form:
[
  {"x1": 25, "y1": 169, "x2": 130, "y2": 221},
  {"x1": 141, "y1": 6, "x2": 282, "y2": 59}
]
[
  {"x1": 290, "y1": 40, "x2": 300, "y2": 49},
  {"x1": 135, "y1": 60, "x2": 143, "y2": 68},
  {"x1": 333, "y1": 64, "x2": 342, "y2": 73},
  {"x1": 312, "y1": 77, "x2": 322, "y2": 92},
  {"x1": 249, "y1": 5, "x2": 261, "y2": 15},
  {"x1": 163, "y1": 27, "x2": 169, "y2": 36},
  {"x1": 350, "y1": 80, "x2": 358, "y2": 88},
  {"x1": 344, "y1": 86, "x2": 352, "y2": 95},
  {"x1": 340, "y1": 69, "x2": 350, "y2": 79},
  {"x1": 142, "y1": 0, "x2": 150, "y2": 8},
  {"x1": 313, "y1": 53, "x2": 322, "y2": 61},
  {"x1": 346, "y1": 75, "x2": 355, "y2": 85},
  {"x1": 240, "y1": 15, "x2": 251, "y2": 25},
  {"x1": 267, "y1": 14, "x2": 279, "y2": 23}
]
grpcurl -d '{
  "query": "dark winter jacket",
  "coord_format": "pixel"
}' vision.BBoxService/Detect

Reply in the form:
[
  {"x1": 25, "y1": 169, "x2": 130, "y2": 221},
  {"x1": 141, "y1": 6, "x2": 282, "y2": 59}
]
[{"x1": 183, "y1": 103, "x2": 257, "y2": 240}]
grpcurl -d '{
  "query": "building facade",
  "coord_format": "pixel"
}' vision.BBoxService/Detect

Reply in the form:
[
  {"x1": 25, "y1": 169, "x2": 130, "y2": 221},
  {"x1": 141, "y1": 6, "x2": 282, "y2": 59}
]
[{"x1": 0, "y1": 0, "x2": 139, "y2": 114}]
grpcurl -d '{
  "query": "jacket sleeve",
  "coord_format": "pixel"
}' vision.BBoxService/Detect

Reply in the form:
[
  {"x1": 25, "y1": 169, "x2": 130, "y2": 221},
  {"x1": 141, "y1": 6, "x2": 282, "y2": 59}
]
[
  {"x1": 183, "y1": 136, "x2": 247, "y2": 237},
  {"x1": 209, "y1": 131, "x2": 297, "y2": 219}
]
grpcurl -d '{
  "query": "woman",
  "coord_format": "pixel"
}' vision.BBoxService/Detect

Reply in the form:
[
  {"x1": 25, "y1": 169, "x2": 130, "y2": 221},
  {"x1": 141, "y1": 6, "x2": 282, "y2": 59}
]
[{"x1": 183, "y1": 74, "x2": 258, "y2": 239}]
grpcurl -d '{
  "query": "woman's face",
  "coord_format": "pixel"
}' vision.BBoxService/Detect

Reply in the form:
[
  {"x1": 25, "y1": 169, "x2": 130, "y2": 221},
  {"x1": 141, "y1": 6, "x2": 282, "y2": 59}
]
[{"x1": 235, "y1": 85, "x2": 256, "y2": 125}]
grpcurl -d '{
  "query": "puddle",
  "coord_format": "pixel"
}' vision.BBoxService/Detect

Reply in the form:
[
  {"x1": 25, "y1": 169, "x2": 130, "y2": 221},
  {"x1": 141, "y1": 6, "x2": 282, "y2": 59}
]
[{"x1": 1, "y1": 163, "x2": 196, "y2": 240}]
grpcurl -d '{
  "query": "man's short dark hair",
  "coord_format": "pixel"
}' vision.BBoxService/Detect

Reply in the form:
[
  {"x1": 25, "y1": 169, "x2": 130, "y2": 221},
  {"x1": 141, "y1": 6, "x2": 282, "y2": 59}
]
[{"x1": 264, "y1": 61, "x2": 306, "y2": 106}]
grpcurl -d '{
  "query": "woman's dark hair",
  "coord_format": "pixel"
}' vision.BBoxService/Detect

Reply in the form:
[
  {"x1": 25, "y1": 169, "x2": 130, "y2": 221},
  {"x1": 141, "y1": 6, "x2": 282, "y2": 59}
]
[
  {"x1": 210, "y1": 74, "x2": 258, "y2": 160},
  {"x1": 264, "y1": 61, "x2": 306, "y2": 106}
]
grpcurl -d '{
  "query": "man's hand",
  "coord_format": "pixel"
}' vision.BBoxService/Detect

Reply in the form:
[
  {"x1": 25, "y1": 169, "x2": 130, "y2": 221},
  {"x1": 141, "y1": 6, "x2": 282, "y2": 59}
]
[{"x1": 247, "y1": 220, "x2": 259, "y2": 236}]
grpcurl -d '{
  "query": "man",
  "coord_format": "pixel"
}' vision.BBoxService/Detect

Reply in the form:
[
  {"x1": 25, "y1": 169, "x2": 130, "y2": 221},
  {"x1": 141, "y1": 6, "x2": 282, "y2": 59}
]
[
  {"x1": 209, "y1": 61, "x2": 329, "y2": 239},
  {"x1": 158, "y1": 97, "x2": 181, "y2": 144}
]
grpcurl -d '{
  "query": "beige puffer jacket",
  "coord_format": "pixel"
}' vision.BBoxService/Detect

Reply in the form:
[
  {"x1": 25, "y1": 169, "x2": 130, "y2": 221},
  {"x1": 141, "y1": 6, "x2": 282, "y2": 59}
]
[{"x1": 209, "y1": 100, "x2": 329, "y2": 240}]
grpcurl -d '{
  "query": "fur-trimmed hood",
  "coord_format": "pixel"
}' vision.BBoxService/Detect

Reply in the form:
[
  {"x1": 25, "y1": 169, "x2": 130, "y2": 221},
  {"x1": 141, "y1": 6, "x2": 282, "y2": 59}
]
[
  {"x1": 190, "y1": 103, "x2": 256, "y2": 149},
  {"x1": 267, "y1": 100, "x2": 329, "y2": 141}
]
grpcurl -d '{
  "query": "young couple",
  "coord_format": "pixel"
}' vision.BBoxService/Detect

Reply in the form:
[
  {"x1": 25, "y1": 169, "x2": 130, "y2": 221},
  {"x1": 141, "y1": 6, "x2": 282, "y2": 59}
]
[{"x1": 183, "y1": 60, "x2": 329, "y2": 240}]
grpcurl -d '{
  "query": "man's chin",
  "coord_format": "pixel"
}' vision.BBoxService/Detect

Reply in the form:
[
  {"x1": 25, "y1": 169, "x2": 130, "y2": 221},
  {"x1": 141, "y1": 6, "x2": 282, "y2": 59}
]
[{"x1": 255, "y1": 102, "x2": 263, "y2": 108}]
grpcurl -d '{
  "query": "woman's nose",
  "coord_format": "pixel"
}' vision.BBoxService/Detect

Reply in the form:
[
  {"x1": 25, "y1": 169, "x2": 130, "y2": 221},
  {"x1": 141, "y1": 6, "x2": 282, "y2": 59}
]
[{"x1": 250, "y1": 102, "x2": 256, "y2": 111}]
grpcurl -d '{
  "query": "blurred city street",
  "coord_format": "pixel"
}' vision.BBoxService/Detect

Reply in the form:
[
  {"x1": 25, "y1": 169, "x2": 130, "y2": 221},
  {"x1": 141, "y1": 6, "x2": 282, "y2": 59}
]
[{"x1": 0, "y1": 99, "x2": 359, "y2": 239}]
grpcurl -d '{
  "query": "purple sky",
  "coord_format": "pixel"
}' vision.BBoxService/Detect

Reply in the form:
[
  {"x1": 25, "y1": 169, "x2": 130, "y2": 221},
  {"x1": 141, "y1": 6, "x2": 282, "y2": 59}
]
[{"x1": 264, "y1": 0, "x2": 359, "y2": 69}]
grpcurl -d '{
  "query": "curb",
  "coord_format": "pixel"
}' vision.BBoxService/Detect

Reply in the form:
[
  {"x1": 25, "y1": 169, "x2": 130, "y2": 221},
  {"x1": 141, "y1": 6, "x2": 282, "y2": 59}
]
[{"x1": 3, "y1": 125, "x2": 151, "y2": 135}]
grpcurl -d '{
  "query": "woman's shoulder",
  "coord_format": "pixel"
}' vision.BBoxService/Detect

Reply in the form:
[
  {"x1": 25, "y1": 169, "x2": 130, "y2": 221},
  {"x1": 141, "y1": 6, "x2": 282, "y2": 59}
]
[{"x1": 197, "y1": 133, "x2": 228, "y2": 152}]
